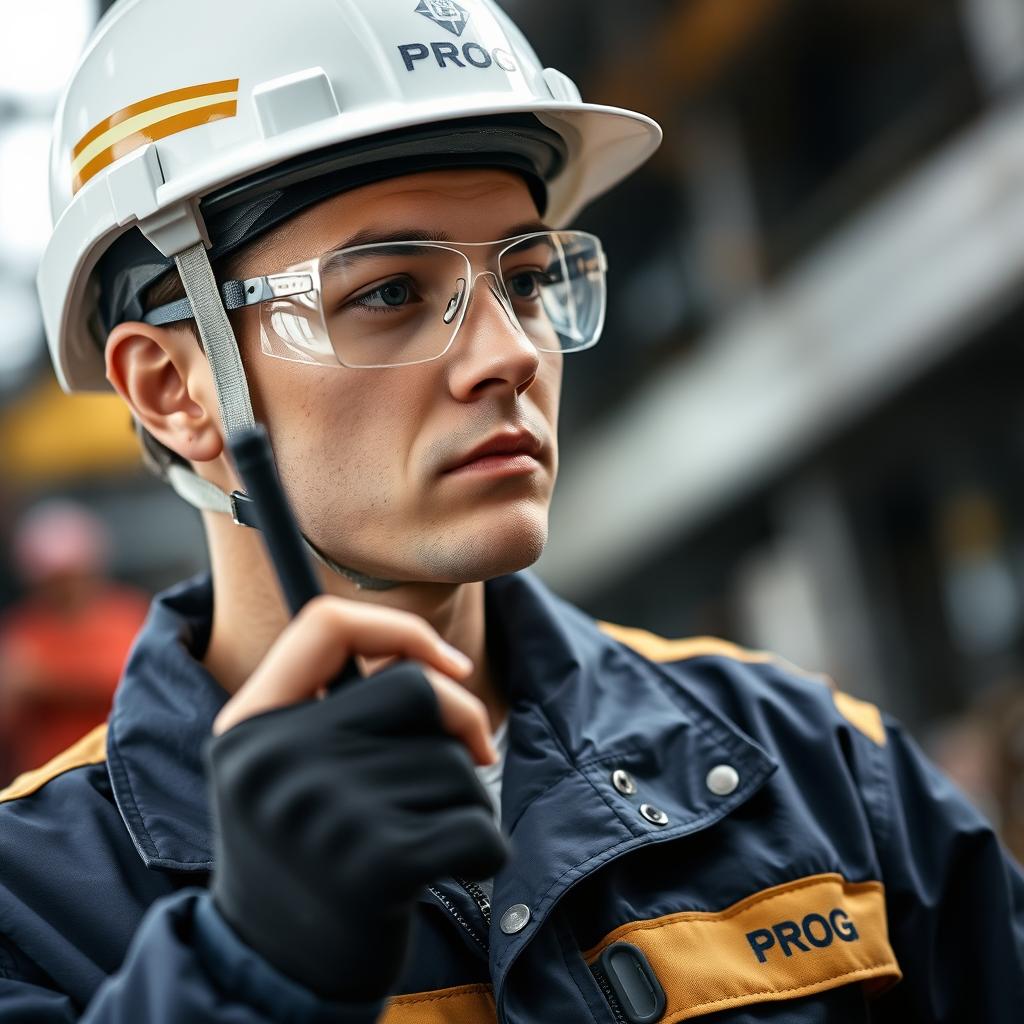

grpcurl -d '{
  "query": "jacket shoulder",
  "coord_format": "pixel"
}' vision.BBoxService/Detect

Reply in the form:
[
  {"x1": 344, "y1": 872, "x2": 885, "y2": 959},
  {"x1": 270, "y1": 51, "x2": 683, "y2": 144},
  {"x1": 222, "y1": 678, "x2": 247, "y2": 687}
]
[
  {"x1": 0, "y1": 723, "x2": 121, "y2": 876},
  {"x1": 0, "y1": 723, "x2": 179, "y2": 1001},
  {"x1": 597, "y1": 621, "x2": 886, "y2": 748},
  {"x1": 0, "y1": 723, "x2": 108, "y2": 805}
]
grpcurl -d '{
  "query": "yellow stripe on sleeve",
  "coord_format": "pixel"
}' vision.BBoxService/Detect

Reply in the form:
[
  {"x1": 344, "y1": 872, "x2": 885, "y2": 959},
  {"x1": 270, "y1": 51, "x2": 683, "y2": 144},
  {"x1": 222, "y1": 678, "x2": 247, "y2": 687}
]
[{"x1": 0, "y1": 723, "x2": 108, "y2": 804}]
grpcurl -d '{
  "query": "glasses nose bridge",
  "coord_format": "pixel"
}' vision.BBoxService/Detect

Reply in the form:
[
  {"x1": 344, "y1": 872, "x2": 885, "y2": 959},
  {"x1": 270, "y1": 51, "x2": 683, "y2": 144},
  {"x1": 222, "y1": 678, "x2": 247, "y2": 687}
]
[{"x1": 455, "y1": 262, "x2": 518, "y2": 334}]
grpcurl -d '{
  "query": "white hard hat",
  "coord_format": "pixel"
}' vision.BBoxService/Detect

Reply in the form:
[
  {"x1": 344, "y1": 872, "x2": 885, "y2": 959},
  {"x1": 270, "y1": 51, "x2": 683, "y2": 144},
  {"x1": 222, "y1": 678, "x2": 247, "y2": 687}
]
[
  {"x1": 37, "y1": 0, "x2": 662, "y2": 592},
  {"x1": 38, "y1": 0, "x2": 662, "y2": 394}
]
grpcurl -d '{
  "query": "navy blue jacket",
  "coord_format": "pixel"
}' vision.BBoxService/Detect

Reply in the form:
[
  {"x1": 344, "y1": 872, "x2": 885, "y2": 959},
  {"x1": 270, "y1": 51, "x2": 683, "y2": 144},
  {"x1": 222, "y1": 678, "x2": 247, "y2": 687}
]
[{"x1": 0, "y1": 571, "x2": 1021, "y2": 1022}]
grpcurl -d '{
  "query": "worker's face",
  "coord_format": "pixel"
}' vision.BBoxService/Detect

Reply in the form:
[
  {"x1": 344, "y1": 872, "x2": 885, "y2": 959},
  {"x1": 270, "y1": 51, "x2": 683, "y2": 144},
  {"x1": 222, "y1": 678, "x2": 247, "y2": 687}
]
[{"x1": 234, "y1": 169, "x2": 562, "y2": 584}]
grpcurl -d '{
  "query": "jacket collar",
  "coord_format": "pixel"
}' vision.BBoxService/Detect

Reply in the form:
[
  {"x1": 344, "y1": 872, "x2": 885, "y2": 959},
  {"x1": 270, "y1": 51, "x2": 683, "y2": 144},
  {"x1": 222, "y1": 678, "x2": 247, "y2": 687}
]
[
  {"x1": 107, "y1": 574, "x2": 226, "y2": 871},
  {"x1": 482, "y1": 573, "x2": 778, "y2": 992},
  {"x1": 107, "y1": 573, "x2": 778, "y2": 915}
]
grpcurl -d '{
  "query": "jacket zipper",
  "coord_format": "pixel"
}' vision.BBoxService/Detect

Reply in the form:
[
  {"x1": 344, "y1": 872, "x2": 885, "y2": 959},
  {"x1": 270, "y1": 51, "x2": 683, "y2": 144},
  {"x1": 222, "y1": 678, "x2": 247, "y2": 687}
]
[
  {"x1": 427, "y1": 883, "x2": 490, "y2": 954},
  {"x1": 590, "y1": 964, "x2": 629, "y2": 1024},
  {"x1": 456, "y1": 876, "x2": 492, "y2": 930},
  {"x1": 439, "y1": 884, "x2": 630, "y2": 1023}
]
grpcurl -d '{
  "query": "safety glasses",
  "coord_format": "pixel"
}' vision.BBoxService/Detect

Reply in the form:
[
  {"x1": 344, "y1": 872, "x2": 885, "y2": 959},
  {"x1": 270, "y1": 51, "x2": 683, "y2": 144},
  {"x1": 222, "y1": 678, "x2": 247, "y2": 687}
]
[{"x1": 147, "y1": 230, "x2": 608, "y2": 368}]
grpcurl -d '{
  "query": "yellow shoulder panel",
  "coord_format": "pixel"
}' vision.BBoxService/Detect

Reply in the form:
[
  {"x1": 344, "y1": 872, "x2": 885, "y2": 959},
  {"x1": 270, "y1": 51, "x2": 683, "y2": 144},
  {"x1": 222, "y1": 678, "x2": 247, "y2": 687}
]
[
  {"x1": 381, "y1": 983, "x2": 496, "y2": 1024},
  {"x1": 598, "y1": 622, "x2": 886, "y2": 747},
  {"x1": 597, "y1": 622, "x2": 778, "y2": 667},
  {"x1": 831, "y1": 690, "x2": 886, "y2": 747},
  {"x1": 0, "y1": 723, "x2": 108, "y2": 804}
]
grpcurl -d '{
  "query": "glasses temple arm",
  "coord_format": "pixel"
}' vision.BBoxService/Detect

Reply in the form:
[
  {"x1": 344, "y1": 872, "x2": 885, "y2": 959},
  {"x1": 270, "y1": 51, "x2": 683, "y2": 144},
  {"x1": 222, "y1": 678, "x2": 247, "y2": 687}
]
[{"x1": 141, "y1": 274, "x2": 311, "y2": 327}]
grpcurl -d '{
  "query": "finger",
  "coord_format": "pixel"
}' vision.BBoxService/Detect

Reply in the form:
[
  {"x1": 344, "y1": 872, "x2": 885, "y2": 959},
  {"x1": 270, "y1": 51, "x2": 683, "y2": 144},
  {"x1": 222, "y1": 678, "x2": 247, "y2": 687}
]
[
  {"x1": 213, "y1": 597, "x2": 473, "y2": 735},
  {"x1": 423, "y1": 667, "x2": 498, "y2": 768}
]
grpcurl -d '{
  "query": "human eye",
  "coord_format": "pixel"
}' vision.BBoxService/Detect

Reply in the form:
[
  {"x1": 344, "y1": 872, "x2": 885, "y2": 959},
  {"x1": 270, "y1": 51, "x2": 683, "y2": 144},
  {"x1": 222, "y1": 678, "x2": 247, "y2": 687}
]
[
  {"x1": 506, "y1": 267, "x2": 560, "y2": 301},
  {"x1": 348, "y1": 276, "x2": 422, "y2": 312}
]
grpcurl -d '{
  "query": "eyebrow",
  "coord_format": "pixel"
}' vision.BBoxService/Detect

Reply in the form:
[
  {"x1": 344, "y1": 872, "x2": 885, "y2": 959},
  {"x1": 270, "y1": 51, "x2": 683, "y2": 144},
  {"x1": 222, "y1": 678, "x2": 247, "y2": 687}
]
[
  {"x1": 315, "y1": 221, "x2": 556, "y2": 278},
  {"x1": 336, "y1": 220, "x2": 553, "y2": 251}
]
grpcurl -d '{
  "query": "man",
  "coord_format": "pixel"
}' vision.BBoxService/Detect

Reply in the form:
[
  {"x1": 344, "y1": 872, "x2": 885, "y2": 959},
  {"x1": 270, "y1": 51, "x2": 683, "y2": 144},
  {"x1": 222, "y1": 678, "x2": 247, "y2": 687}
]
[{"x1": 2, "y1": 0, "x2": 1021, "y2": 1021}]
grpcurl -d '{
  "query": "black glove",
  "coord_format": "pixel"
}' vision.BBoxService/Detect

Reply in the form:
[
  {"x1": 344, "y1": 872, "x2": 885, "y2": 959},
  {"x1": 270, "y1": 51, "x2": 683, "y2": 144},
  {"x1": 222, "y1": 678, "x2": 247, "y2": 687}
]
[{"x1": 206, "y1": 662, "x2": 508, "y2": 1001}]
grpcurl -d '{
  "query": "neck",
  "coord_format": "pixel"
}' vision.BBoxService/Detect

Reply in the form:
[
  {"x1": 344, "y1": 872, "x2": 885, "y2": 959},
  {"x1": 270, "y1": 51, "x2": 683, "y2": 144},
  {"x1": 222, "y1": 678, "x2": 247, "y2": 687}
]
[{"x1": 200, "y1": 510, "x2": 508, "y2": 733}]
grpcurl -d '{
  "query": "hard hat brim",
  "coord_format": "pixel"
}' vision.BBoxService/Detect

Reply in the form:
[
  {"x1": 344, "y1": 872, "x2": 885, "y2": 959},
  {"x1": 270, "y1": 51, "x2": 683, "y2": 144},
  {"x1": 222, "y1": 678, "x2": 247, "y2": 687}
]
[{"x1": 41, "y1": 100, "x2": 662, "y2": 393}]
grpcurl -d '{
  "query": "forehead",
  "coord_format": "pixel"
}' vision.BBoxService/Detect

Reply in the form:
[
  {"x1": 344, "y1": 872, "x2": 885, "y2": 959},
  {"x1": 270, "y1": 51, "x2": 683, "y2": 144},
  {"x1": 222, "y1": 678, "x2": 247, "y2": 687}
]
[{"x1": 249, "y1": 168, "x2": 542, "y2": 271}]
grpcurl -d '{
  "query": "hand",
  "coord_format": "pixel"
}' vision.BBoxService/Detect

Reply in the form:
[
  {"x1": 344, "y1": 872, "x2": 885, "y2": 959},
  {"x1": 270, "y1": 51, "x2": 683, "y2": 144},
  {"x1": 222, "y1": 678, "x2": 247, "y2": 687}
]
[{"x1": 206, "y1": 597, "x2": 508, "y2": 1001}]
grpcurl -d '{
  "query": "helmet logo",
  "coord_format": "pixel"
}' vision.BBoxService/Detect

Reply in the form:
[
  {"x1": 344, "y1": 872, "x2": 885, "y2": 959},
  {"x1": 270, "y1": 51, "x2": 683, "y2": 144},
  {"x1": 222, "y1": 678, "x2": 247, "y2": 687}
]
[{"x1": 415, "y1": 0, "x2": 471, "y2": 37}]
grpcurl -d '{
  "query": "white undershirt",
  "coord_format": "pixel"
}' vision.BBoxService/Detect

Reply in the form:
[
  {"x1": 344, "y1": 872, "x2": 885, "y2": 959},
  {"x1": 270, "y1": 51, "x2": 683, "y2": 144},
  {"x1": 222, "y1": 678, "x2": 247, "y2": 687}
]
[
  {"x1": 475, "y1": 715, "x2": 509, "y2": 826},
  {"x1": 471, "y1": 716, "x2": 509, "y2": 905}
]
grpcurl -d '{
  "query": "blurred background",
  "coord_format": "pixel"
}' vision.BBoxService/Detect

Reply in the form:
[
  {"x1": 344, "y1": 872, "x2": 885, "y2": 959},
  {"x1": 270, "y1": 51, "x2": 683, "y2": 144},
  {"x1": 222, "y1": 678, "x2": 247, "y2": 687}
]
[{"x1": 0, "y1": 0, "x2": 1022, "y2": 858}]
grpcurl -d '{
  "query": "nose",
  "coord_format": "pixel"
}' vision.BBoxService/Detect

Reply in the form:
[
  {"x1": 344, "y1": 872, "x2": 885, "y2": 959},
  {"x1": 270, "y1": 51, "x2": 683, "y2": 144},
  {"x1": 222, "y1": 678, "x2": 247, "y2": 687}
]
[{"x1": 445, "y1": 271, "x2": 541, "y2": 401}]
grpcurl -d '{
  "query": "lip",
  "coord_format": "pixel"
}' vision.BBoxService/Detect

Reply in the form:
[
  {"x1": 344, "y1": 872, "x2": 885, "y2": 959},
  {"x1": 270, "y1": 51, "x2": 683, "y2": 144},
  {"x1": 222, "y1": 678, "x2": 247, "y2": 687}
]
[{"x1": 442, "y1": 430, "x2": 544, "y2": 475}]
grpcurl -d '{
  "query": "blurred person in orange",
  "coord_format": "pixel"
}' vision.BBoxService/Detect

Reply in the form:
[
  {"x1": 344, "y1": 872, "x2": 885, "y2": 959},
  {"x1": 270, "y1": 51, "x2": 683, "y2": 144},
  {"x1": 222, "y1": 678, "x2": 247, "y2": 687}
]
[{"x1": 0, "y1": 500, "x2": 149, "y2": 782}]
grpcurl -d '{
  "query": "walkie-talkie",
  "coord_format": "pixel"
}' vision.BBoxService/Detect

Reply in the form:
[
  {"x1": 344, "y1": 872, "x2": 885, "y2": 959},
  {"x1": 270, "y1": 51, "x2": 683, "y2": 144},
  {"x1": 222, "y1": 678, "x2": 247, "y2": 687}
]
[{"x1": 227, "y1": 425, "x2": 362, "y2": 688}]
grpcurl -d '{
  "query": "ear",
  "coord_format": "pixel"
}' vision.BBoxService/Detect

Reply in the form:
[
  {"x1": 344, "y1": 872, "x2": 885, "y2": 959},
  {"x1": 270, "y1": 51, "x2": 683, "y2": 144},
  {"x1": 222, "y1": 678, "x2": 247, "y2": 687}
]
[{"x1": 105, "y1": 321, "x2": 224, "y2": 465}]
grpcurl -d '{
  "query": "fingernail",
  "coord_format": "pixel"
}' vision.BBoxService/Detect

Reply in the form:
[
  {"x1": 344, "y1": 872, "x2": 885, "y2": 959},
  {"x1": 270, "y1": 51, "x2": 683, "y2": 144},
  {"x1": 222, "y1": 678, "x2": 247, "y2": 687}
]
[{"x1": 443, "y1": 642, "x2": 473, "y2": 672}]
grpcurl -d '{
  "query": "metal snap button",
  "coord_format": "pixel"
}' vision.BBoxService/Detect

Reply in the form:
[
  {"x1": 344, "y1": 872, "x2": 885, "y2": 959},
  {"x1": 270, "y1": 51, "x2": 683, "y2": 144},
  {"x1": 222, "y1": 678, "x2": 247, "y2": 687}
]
[
  {"x1": 611, "y1": 768, "x2": 637, "y2": 795},
  {"x1": 639, "y1": 803, "x2": 669, "y2": 826},
  {"x1": 706, "y1": 764, "x2": 740, "y2": 796},
  {"x1": 500, "y1": 903, "x2": 531, "y2": 935}
]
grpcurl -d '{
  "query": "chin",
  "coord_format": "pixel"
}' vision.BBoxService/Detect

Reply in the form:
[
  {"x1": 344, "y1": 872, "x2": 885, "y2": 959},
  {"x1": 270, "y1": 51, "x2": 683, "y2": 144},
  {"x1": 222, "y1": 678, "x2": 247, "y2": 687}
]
[
  {"x1": 310, "y1": 499, "x2": 551, "y2": 586},
  {"x1": 411, "y1": 504, "x2": 550, "y2": 584}
]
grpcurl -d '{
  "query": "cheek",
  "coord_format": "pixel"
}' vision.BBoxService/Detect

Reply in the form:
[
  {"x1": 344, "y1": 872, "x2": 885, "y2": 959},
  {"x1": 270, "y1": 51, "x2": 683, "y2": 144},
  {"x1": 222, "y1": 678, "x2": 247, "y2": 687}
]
[
  {"x1": 534, "y1": 354, "x2": 563, "y2": 426},
  {"x1": 253, "y1": 358, "x2": 434, "y2": 483}
]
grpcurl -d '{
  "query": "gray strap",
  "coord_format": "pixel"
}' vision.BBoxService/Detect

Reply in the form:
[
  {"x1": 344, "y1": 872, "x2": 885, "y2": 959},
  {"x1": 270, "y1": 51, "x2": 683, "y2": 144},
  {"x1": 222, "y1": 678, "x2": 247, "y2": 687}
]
[
  {"x1": 302, "y1": 537, "x2": 401, "y2": 592},
  {"x1": 143, "y1": 279, "x2": 249, "y2": 327},
  {"x1": 167, "y1": 463, "x2": 399, "y2": 591},
  {"x1": 169, "y1": 243, "x2": 398, "y2": 591},
  {"x1": 174, "y1": 243, "x2": 255, "y2": 438},
  {"x1": 167, "y1": 463, "x2": 235, "y2": 517},
  {"x1": 166, "y1": 465, "x2": 259, "y2": 528}
]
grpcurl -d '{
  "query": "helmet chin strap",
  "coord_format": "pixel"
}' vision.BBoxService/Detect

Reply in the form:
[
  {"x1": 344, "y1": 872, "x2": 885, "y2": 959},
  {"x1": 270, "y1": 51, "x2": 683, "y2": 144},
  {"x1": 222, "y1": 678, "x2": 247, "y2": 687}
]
[{"x1": 171, "y1": 241, "x2": 402, "y2": 593}]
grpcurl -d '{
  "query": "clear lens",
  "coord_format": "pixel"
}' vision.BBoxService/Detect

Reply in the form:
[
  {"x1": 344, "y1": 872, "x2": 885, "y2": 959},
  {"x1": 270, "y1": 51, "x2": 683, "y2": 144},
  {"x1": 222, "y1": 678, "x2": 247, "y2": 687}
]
[
  {"x1": 499, "y1": 232, "x2": 606, "y2": 354},
  {"x1": 257, "y1": 231, "x2": 606, "y2": 368},
  {"x1": 324, "y1": 245, "x2": 472, "y2": 368}
]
